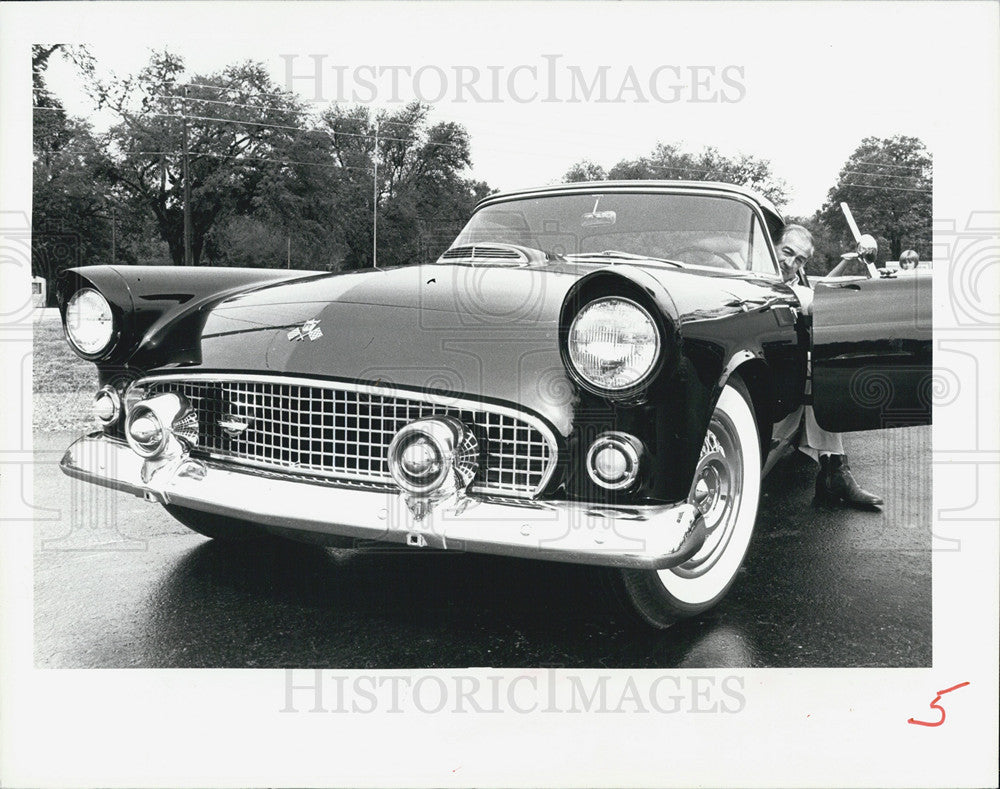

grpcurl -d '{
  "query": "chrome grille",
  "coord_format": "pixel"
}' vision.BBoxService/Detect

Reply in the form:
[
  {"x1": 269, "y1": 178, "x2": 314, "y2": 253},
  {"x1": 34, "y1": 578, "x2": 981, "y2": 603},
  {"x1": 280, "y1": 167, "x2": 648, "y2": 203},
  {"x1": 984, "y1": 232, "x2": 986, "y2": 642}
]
[
  {"x1": 143, "y1": 376, "x2": 556, "y2": 498},
  {"x1": 439, "y1": 244, "x2": 526, "y2": 262}
]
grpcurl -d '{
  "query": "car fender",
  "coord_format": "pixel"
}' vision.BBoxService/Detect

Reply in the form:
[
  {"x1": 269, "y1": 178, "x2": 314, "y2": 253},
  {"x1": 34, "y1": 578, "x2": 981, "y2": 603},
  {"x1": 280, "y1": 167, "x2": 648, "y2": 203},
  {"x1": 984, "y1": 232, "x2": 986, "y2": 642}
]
[{"x1": 58, "y1": 265, "x2": 323, "y2": 368}]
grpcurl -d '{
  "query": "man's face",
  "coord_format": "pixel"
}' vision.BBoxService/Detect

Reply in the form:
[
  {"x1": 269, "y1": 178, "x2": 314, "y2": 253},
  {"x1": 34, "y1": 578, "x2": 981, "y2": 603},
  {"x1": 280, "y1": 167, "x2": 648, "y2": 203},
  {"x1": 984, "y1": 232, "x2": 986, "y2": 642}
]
[{"x1": 777, "y1": 232, "x2": 813, "y2": 282}]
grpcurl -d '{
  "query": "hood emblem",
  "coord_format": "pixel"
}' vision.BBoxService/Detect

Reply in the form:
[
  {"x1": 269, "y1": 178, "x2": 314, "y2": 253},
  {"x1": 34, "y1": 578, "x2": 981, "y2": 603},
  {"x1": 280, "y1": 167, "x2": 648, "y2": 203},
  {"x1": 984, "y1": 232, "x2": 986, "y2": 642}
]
[{"x1": 287, "y1": 318, "x2": 323, "y2": 342}]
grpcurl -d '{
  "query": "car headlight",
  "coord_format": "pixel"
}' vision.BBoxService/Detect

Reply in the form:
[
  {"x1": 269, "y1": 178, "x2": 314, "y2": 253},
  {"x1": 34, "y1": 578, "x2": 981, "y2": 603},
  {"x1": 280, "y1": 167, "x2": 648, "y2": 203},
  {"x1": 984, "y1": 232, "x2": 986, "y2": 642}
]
[
  {"x1": 567, "y1": 297, "x2": 661, "y2": 391},
  {"x1": 65, "y1": 288, "x2": 115, "y2": 356}
]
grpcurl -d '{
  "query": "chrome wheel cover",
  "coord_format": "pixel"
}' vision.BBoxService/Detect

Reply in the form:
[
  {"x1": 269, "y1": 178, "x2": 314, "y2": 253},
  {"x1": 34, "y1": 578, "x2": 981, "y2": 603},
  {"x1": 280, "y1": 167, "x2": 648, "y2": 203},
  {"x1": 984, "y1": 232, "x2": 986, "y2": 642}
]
[{"x1": 674, "y1": 411, "x2": 744, "y2": 578}]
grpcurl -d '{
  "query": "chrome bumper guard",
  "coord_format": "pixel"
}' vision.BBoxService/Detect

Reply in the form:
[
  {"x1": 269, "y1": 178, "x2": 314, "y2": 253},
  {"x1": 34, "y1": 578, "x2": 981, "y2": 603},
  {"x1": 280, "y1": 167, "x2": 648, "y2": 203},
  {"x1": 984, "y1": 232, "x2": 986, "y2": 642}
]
[{"x1": 60, "y1": 433, "x2": 707, "y2": 570}]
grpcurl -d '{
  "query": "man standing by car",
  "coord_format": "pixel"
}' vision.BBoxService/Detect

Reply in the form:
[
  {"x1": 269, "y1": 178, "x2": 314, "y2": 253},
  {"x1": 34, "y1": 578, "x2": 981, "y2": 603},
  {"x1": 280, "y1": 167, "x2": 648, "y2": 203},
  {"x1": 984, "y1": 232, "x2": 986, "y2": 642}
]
[{"x1": 772, "y1": 225, "x2": 884, "y2": 508}]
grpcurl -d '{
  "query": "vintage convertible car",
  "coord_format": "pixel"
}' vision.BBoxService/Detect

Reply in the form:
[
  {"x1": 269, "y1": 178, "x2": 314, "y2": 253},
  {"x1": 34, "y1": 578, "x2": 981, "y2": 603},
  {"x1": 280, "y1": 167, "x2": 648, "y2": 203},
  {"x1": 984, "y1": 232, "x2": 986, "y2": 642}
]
[{"x1": 58, "y1": 181, "x2": 932, "y2": 627}]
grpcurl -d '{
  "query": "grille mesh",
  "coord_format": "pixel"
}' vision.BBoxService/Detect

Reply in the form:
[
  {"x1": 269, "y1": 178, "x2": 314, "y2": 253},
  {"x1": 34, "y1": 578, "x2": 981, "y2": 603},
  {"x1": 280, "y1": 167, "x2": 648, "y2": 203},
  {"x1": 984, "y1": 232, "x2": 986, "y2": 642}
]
[
  {"x1": 440, "y1": 245, "x2": 525, "y2": 262},
  {"x1": 145, "y1": 377, "x2": 555, "y2": 497}
]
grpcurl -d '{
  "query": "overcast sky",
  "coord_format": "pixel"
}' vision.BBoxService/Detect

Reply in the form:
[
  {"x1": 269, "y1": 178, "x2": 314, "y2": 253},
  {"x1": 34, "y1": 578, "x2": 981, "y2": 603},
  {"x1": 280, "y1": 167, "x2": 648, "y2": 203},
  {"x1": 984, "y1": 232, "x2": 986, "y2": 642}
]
[{"x1": 34, "y1": 2, "x2": 974, "y2": 218}]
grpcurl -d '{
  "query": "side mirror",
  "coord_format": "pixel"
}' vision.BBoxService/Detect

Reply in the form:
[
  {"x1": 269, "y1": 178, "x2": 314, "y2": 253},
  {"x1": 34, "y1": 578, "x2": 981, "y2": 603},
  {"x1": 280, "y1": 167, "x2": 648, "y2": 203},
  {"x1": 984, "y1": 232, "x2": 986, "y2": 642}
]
[{"x1": 856, "y1": 234, "x2": 878, "y2": 265}]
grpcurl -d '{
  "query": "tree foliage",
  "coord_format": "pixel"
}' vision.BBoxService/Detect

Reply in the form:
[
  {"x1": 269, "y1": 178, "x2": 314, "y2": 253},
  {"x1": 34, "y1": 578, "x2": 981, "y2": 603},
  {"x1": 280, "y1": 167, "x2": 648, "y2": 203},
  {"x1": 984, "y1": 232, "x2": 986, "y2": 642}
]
[
  {"x1": 314, "y1": 102, "x2": 490, "y2": 269},
  {"x1": 32, "y1": 45, "x2": 117, "y2": 302},
  {"x1": 564, "y1": 160, "x2": 608, "y2": 183},
  {"x1": 564, "y1": 143, "x2": 789, "y2": 207},
  {"x1": 37, "y1": 49, "x2": 932, "y2": 292},
  {"x1": 35, "y1": 50, "x2": 491, "y2": 272},
  {"x1": 819, "y1": 135, "x2": 932, "y2": 263},
  {"x1": 91, "y1": 51, "x2": 309, "y2": 265}
]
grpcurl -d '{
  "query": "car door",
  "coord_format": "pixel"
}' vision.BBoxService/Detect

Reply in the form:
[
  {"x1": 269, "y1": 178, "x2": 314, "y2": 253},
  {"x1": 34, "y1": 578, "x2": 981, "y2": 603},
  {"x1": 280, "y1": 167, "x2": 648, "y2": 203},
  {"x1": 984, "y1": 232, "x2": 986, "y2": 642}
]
[{"x1": 810, "y1": 271, "x2": 932, "y2": 432}]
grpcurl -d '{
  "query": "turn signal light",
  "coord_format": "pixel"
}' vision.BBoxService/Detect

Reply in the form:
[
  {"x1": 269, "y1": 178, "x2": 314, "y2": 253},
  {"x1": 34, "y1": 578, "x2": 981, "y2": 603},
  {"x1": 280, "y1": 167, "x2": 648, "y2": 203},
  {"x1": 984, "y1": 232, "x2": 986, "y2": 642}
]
[{"x1": 586, "y1": 432, "x2": 643, "y2": 490}]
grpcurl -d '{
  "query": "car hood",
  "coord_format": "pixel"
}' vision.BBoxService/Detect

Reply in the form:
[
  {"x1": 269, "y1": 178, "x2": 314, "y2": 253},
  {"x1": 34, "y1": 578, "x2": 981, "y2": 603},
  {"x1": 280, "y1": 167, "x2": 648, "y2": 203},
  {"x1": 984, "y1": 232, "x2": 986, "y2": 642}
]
[
  {"x1": 151, "y1": 263, "x2": 584, "y2": 433},
  {"x1": 138, "y1": 261, "x2": 781, "y2": 434}
]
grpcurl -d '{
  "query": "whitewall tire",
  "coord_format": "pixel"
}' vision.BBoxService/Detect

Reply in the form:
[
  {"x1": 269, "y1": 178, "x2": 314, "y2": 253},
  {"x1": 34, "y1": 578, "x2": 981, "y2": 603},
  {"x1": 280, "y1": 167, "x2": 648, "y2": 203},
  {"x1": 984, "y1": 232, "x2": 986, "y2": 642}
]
[{"x1": 620, "y1": 375, "x2": 762, "y2": 628}]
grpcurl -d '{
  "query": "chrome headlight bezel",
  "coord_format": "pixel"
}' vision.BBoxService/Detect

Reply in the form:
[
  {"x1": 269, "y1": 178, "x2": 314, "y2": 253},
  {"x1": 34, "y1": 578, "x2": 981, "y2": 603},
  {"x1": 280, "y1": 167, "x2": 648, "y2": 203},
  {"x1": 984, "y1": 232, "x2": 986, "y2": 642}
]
[
  {"x1": 566, "y1": 296, "x2": 663, "y2": 395},
  {"x1": 64, "y1": 287, "x2": 117, "y2": 359}
]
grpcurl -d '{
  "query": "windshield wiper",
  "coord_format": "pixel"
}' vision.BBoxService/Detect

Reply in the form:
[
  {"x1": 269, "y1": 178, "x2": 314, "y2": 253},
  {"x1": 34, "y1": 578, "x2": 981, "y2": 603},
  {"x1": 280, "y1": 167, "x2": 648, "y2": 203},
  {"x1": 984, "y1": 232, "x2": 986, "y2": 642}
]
[{"x1": 565, "y1": 250, "x2": 686, "y2": 268}]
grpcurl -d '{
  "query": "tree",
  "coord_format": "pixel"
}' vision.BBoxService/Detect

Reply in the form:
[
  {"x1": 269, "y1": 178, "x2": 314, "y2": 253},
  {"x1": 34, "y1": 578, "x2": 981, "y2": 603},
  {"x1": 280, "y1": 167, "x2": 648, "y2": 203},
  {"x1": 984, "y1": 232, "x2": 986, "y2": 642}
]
[
  {"x1": 564, "y1": 143, "x2": 789, "y2": 207},
  {"x1": 819, "y1": 135, "x2": 932, "y2": 263},
  {"x1": 92, "y1": 51, "x2": 310, "y2": 265},
  {"x1": 318, "y1": 101, "x2": 487, "y2": 269},
  {"x1": 41, "y1": 50, "x2": 493, "y2": 273},
  {"x1": 564, "y1": 160, "x2": 607, "y2": 182},
  {"x1": 32, "y1": 45, "x2": 116, "y2": 302}
]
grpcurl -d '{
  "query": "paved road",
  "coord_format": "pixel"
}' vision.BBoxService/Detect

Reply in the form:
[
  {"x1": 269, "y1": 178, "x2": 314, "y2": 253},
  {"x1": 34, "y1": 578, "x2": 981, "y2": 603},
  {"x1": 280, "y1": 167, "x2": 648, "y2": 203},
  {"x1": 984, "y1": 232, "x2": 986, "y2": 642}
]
[{"x1": 34, "y1": 427, "x2": 930, "y2": 668}]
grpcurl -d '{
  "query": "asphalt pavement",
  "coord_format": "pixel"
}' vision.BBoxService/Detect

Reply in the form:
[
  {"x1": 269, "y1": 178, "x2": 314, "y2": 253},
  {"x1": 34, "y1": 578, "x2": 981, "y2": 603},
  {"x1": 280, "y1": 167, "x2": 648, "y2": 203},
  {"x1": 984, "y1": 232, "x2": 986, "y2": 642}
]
[{"x1": 34, "y1": 426, "x2": 931, "y2": 668}]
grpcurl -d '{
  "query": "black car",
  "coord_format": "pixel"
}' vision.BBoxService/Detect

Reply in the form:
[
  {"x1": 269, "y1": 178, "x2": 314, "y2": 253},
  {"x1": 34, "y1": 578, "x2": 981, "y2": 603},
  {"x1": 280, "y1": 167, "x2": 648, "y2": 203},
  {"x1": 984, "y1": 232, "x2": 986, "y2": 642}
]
[{"x1": 59, "y1": 181, "x2": 931, "y2": 627}]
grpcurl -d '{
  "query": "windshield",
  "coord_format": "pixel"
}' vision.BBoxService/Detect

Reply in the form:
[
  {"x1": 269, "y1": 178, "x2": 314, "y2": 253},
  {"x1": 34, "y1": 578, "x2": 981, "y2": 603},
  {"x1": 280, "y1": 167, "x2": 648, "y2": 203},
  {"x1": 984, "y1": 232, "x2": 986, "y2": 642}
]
[{"x1": 451, "y1": 191, "x2": 764, "y2": 270}]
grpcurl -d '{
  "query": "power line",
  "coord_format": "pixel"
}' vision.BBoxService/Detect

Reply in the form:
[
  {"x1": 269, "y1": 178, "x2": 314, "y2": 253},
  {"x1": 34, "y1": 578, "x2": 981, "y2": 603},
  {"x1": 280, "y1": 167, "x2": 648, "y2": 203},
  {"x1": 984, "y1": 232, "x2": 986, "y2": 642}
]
[
  {"x1": 32, "y1": 102, "x2": 934, "y2": 194},
  {"x1": 158, "y1": 85, "x2": 605, "y2": 145},
  {"x1": 34, "y1": 102, "x2": 458, "y2": 148},
  {"x1": 32, "y1": 83, "x2": 677, "y2": 144},
  {"x1": 154, "y1": 91, "x2": 450, "y2": 137},
  {"x1": 840, "y1": 169, "x2": 930, "y2": 182},
  {"x1": 149, "y1": 110, "x2": 464, "y2": 149},
  {"x1": 150, "y1": 92, "x2": 316, "y2": 117},
  {"x1": 840, "y1": 181, "x2": 932, "y2": 194},
  {"x1": 153, "y1": 94, "x2": 430, "y2": 139},
  {"x1": 181, "y1": 81, "x2": 297, "y2": 101},
  {"x1": 855, "y1": 159, "x2": 929, "y2": 173},
  {"x1": 129, "y1": 149, "x2": 371, "y2": 172}
]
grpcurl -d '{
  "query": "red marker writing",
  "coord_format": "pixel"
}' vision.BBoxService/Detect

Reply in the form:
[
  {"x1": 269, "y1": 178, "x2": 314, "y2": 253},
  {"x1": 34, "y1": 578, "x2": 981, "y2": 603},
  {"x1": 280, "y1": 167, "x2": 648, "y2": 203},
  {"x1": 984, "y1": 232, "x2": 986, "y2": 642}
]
[{"x1": 907, "y1": 682, "x2": 970, "y2": 727}]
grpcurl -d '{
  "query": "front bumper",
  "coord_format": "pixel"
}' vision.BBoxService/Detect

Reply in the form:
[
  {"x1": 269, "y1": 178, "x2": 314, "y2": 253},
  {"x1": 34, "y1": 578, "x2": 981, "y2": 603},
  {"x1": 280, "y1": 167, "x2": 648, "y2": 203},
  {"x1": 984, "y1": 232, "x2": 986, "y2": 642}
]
[{"x1": 60, "y1": 433, "x2": 707, "y2": 570}]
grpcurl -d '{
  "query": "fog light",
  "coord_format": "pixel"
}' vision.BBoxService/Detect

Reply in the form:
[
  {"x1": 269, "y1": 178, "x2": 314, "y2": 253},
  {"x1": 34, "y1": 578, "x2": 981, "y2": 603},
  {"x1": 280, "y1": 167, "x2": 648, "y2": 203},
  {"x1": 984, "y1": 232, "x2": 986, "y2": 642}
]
[
  {"x1": 593, "y1": 445, "x2": 628, "y2": 481},
  {"x1": 388, "y1": 416, "x2": 478, "y2": 496},
  {"x1": 586, "y1": 432, "x2": 642, "y2": 490},
  {"x1": 127, "y1": 412, "x2": 166, "y2": 458},
  {"x1": 400, "y1": 436, "x2": 443, "y2": 481},
  {"x1": 124, "y1": 392, "x2": 197, "y2": 459},
  {"x1": 93, "y1": 385, "x2": 121, "y2": 427}
]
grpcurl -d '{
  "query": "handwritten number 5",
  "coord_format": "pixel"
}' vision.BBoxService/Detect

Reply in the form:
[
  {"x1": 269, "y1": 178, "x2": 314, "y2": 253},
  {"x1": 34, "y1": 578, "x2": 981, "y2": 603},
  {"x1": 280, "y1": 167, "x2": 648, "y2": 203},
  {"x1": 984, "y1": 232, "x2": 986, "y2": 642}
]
[{"x1": 907, "y1": 682, "x2": 970, "y2": 727}]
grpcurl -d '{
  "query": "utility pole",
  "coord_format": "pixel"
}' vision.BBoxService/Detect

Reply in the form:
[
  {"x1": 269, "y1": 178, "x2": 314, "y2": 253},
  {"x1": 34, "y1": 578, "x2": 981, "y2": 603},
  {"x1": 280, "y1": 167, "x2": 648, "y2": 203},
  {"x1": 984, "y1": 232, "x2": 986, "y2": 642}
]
[
  {"x1": 181, "y1": 86, "x2": 193, "y2": 266},
  {"x1": 287, "y1": 235, "x2": 291, "y2": 269},
  {"x1": 111, "y1": 208, "x2": 116, "y2": 266},
  {"x1": 372, "y1": 119, "x2": 379, "y2": 270}
]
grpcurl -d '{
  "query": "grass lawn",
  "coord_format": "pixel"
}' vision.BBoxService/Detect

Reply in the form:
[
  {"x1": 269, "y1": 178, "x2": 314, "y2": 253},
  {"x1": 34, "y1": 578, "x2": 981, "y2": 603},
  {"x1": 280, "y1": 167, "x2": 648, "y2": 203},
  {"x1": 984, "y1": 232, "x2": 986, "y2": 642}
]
[{"x1": 33, "y1": 316, "x2": 98, "y2": 432}]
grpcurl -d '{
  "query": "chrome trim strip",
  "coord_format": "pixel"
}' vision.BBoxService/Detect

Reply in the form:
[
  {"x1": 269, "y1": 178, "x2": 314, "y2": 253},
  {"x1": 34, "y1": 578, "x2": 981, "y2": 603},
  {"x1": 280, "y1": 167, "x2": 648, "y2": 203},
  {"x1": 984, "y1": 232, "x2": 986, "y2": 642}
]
[
  {"x1": 60, "y1": 433, "x2": 706, "y2": 571},
  {"x1": 133, "y1": 372, "x2": 560, "y2": 499}
]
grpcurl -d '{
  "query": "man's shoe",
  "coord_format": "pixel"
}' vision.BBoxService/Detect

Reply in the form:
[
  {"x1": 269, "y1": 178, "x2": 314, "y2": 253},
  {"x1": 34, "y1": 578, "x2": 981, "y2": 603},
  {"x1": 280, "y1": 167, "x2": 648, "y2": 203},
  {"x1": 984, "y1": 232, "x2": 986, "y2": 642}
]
[{"x1": 815, "y1": 454, "x2": 884, "y2": 509}]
